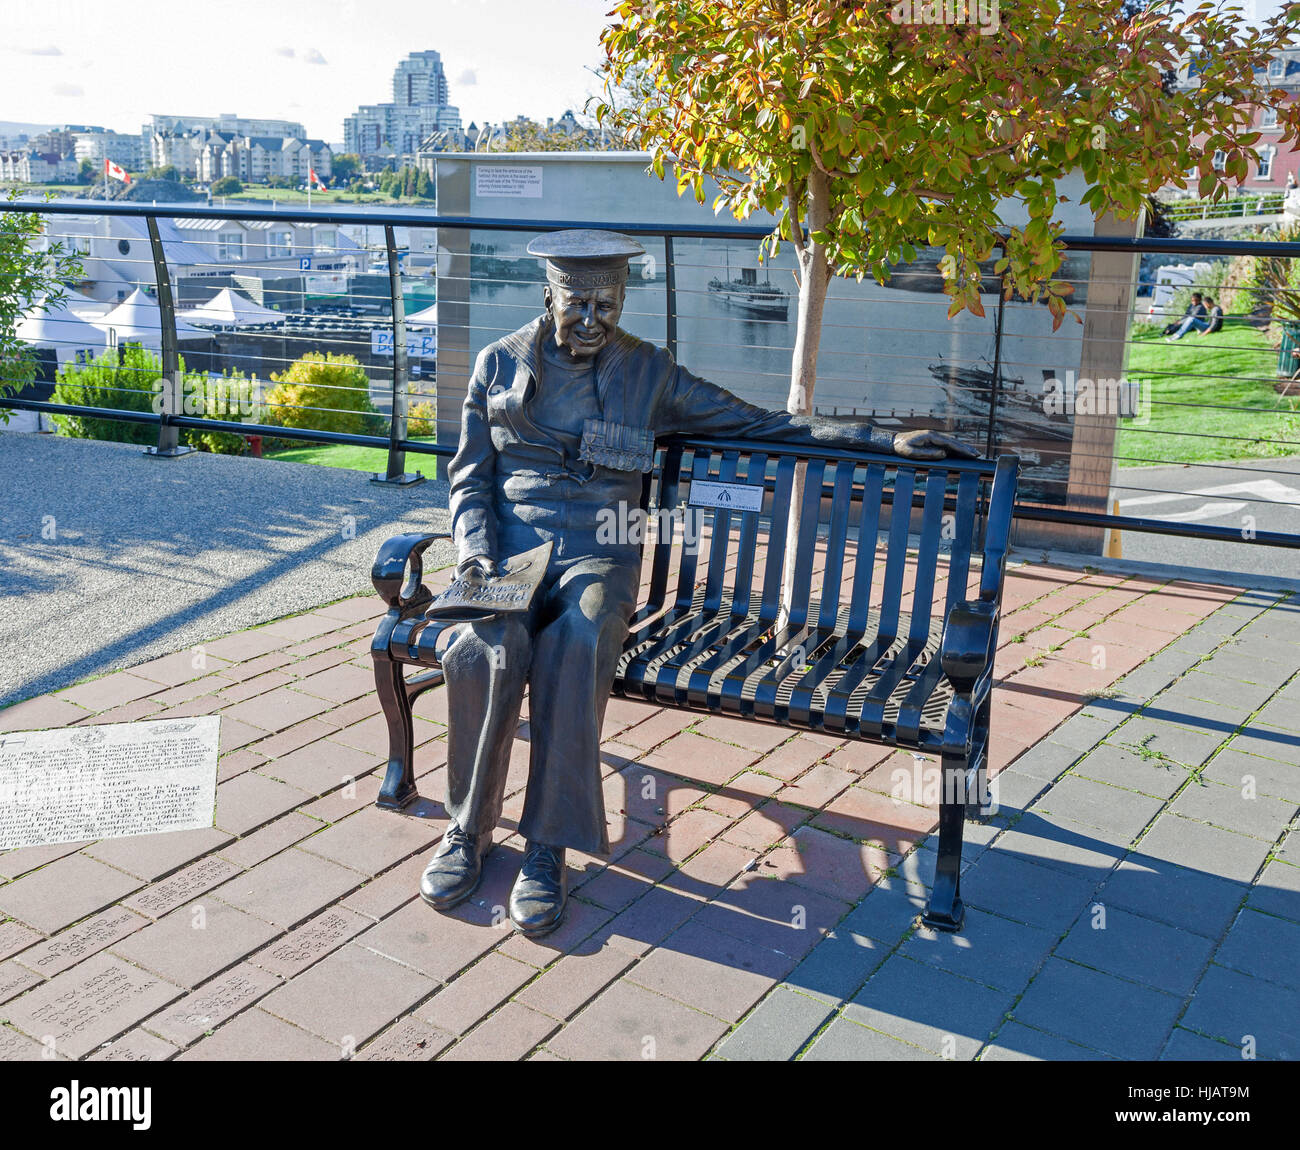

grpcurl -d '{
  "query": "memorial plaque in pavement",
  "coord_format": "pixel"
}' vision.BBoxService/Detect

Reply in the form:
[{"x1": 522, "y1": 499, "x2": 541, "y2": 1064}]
[
  {"x1": 4, "y1": 953, "x2": 183, "y2": 1059},
  {"x1": 0, "y1": 717, "x2": 219, "y2": 849}
]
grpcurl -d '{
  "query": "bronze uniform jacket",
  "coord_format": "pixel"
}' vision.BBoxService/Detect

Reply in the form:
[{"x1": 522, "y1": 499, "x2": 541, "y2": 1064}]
[{"x1": 447, "y1": 314, "x2": 896, "y2": 566}]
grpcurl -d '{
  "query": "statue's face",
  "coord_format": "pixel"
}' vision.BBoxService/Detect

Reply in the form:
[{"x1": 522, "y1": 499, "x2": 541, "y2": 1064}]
[{"x1": 545, "y1": 282, "x2": 624, "y2": 358}]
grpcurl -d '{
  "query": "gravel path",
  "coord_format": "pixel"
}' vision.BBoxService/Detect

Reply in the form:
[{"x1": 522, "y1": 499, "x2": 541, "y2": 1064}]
[{"x1": 0, "y1": 432, "x2": 454, "y2": 706}]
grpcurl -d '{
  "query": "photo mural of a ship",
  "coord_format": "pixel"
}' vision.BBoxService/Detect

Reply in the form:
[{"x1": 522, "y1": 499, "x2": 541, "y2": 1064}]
[{"x1": 708, "y1": 256, "x2": 790, "y2": 320}]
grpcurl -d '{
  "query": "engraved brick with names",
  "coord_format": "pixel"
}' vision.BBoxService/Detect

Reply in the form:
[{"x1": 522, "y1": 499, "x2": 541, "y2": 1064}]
[
  {"x1": 146, "y1": 963, "x2": 281, "y2": 1047},
  {"x1": 122, "y1": 857, "x2": 241, "y2": 919},
  {"x1": 4, "y1": 953, "x2": 182, "y2": 1060},
  {"x1": 13, "y1": 907, "x2": 148, "y2": 978},
  {"x1": 251, "y1": 907, "x2": 370, "y2": 979}
]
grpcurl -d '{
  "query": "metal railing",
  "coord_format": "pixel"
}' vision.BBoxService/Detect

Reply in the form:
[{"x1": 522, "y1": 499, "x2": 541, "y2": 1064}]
[{"x1": 3, "y1": 197, "x2": 1300, "y2": 557}]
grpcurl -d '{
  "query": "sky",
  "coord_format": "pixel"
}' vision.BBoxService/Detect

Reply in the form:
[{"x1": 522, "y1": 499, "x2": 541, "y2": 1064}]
[
  {"x1": 1, "y1": 0, "x2": 619, "y2": 144},
  {"x1": 2, "y1": 1, "x2": 1295, "y2": 145}
]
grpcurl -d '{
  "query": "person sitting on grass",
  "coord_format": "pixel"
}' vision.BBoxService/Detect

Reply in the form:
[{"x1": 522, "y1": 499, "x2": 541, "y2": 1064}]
[
  {"x1": 1166, "y1": 293, "x2": 1210, "y2": 341},
  {"x1": 1162, "y1": 292, "x2": 1204, "y2": 337},
  {"x1": 1199, "y1": 296, "x2": 1224, "y2": 335}
]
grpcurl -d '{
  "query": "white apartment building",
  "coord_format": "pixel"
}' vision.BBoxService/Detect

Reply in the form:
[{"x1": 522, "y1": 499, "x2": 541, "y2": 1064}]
[
  {"x1": 72, "y1": 129, "x2": 145, "y2": 171},
  {"x1": 0, "y1": 150, "x2": 78, "y2": 182},
  {"x1": 150, "y1": 128, "x2": 332, "y2": 183}
]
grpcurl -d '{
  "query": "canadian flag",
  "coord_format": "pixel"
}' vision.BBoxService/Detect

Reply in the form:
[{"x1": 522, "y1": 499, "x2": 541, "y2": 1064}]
[
  {"x1": 105, "y1": 158, "x2": 131, "y2": 184},
  {"x1": 309, "y1": 166, "x2": 327, "y2": 190}
]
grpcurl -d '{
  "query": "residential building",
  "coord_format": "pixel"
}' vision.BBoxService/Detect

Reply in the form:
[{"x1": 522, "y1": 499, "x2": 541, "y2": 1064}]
[
  {"x1": 1177, "y1": 48, "x2": 1300, "y2": 190},
  {"x1": 72, "y1": 129, "x2": 146, "y2": 171},
  {"x1": 149, "y1": 125, "x2": 331, "y2": 183},
  {"x1": 40, "y1": 213, "x2": 368, "y2": 303},
  {"x1": 0, "y1": 150, "x2": 78, "y2": 183},
  {"x1": 343, "y1": 50, "x2": 462, "y2": 165},
  {"x1": 144, "y1": 113, "x2": 307, "y2": 140}
]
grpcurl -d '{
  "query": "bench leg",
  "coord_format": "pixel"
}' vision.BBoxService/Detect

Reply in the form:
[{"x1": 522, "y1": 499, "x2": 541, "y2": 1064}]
[
  {"x1": 374, "y1": 654, "x2": 419, "y2": 811},
  {"x1": 966, "y1": 696, "x2": 992, "y2": 822},
  {"x1": 922, "y1": 752, "x2": 967, "y2": 933}
]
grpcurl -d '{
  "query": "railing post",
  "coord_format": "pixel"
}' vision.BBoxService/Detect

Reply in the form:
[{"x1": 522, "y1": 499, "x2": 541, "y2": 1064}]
[
  {"x1": 984, "y1": 245, "x2": 1008, "y2": 461},
  {"x1": 665, "y1": 234, "x2": 678, "y2": 361},
  {"x1": 143, "y1": 214, "x2": 195, "y2": 459},
  {"x1": 371, "y1": 223, "x2": 424, "y2": 487}
]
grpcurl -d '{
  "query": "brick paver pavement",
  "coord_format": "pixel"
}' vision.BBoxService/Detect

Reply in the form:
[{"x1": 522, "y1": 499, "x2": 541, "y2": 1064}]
[{"x1": 1, "y1": 557, "x2": 1297, "y2": 1061}]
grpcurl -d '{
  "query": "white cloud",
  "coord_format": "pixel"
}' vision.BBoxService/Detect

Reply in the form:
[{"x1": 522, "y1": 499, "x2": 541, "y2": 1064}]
[
  {"x1": 303, "y1": 47, "x2": 328, "y2": 65},
  {"x1": 52, "y1": 82, "x2": 84, "y2": 97},
  {"x1": 22, "y1": 46, "x2": 63, "y2": 56},
  {"x1": 456, "y1": 68, "x2": 477, "y2": 86},
  {"x1": 274, "y1": 46, "x2": 296, "y2": 58}
]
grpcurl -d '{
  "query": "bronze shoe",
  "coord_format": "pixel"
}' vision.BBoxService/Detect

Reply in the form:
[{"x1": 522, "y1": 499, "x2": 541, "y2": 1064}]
[
  {"x1": 419, "y1": 822, "x2": 492, "y2": 911},
  {"x1": 508, "y1": 842, "x2": 567, "y2": 937}
]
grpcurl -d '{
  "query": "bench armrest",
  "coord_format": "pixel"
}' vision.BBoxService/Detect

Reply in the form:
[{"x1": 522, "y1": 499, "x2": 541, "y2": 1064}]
[
  {"x1": 940, "y1": 598, "x2": 999, "y2": 700},
  {"x1": 372, "y1": 532, "x2": 450, "y2": 613},
  {"x1": 976, "y1": 454, "x2": 1019, "y2": 604}
]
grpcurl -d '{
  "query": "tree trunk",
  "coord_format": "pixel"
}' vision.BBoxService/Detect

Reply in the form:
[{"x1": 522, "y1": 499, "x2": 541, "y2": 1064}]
[{"x1": 779, "y1": 167, "x2": 832, "y2": 628}]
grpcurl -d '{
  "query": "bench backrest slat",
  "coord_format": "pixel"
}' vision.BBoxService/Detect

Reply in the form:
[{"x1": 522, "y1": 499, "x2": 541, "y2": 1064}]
[
  {"x1": 816, "y1": 461, "x2": 856, "y2": 631},
  {"x1": 847, "y1": 462, "x2": 888, "y2": 634},
  {"x1": 785, "y1": 458, "x2": 827, "y2": 628},
  {"x1": 757, "y1": 455, "x2": 798, "y2": 621},
  {"x1": 945, "y1": 470, "x2": 981, "y2": 613},
  {"x1": 907, "y1": 469, "x2": 951, "y2": 643},
  {"x1": 876, "y1": 467, "x2": 916, "y2": 640},
  {"x1": 702, "y1": 451, "x2": 740, "y2": 612},
  {"x1": 672, "y1": 452, "x2": 710, "y2": 609},
  {"x1": 729, "y1": 451, "x2": 767, "y2": 618},
  {"x1": 645, "y1": 442, "x2": 684, "y2": 613}
]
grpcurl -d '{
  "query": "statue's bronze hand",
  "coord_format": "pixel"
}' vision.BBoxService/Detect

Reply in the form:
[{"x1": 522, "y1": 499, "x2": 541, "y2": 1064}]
[
  {"x1": 892, "y1": 430, "x2": 981, "y2": 462},
  {"x1": 456, "y1": 554, "x2": 498, "y2": 582}
]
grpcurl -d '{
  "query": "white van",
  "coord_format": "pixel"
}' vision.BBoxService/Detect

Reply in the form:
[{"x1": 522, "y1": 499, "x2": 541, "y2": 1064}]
[{"x1": 1148, "y1": 262, "x2": 1213, "y2": 317}]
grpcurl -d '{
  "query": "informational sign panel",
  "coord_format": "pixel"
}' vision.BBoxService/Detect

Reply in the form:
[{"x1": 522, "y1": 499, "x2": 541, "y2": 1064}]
[
  {"x1": 371, "y1": 329, "x2": 437, "y2": 359},
  {"x1": 0, "y1": 716, "x2": 220, "y2": 850},
  {"x1": 475, "y1": 165, "x2": 543, "y2": 198}
]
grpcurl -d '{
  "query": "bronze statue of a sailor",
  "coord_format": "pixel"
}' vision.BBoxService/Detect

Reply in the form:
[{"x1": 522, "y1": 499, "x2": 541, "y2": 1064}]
[{"x1": 421, "y1": 229, "x2": 974, "y2": 935}]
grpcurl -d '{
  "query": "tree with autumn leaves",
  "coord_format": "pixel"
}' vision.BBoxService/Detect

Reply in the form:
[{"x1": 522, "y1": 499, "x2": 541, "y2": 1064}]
[{"x1": 597, "y1": 0, "x2": 1300, "y2": 422}]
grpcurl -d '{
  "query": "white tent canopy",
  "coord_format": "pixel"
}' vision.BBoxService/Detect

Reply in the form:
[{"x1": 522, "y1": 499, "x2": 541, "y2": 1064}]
[
  {"x1": 179, "y1": 287, "x2": 283, "y2": 328},
  {"x1": 405, "y1": 302, "x2": 438, "y2": 328},
  {"x1": 17, "y1": 297, "x2": 110, "y2": 363},
  {"x1": 93, "y1": 288, "x2": 209, "y2": 347},
  {"x1": 61, "y1": 291, "x2": 115, "y2": 321}
]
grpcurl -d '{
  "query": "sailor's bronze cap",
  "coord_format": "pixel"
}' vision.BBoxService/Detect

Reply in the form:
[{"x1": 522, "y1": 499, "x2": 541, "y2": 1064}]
[{"x1": 527, "y1": 229, "x2": 646, "y2": 289}]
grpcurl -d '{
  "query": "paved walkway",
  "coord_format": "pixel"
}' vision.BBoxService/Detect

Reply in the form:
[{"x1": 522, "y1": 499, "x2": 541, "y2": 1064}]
[{"x1": 0, "y1": 559, "x2": 1296, "y2": 1061}]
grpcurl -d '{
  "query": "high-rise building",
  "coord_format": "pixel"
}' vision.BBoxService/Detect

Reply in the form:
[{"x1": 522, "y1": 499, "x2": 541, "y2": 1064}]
[
  {"x1": 344, "y1": 50, "x2": 461, "y2": 166},
  {"x1": 393, "y1": 50, "x2": 450, "y2": 108}
]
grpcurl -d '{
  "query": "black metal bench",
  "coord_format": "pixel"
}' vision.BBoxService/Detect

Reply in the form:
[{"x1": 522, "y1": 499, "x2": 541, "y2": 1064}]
[{"x1": 370, "y1": 436, "x2": 1020, "y2": 932}]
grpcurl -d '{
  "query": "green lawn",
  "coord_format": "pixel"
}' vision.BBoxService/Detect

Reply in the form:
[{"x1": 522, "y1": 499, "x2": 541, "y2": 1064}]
[
  {"x1": 222, "y1": 187, "x2": 432, "y2": 207},
  {"x1": 1117, "y1": 321, "x2": 1300, "y2": 467},
  {"x1": 266, "y1": 438, "x2": 438, "y2": 473}
]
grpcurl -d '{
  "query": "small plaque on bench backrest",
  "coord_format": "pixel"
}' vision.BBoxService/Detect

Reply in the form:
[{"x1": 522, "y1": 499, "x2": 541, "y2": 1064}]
[{"x1": 688, "y1": 480, "x2": 765, "y2": 513}]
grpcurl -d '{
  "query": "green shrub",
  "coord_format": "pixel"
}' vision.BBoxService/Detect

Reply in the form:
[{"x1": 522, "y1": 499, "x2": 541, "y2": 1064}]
[
  {"x1": 263, "y1": 351, "x2": 383, "y2": 446},
  {"x1": 50, "y1": 344, "x2": 161, "y2": 445},
  {"x1": 210, "y1": 175, "x2": 243, "y2": 196},
  {"x1": 51, "y1": 345, "x2": 262, "y2": 454}
]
